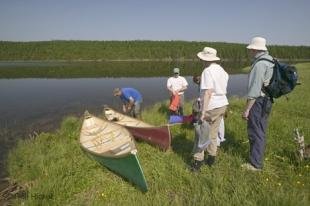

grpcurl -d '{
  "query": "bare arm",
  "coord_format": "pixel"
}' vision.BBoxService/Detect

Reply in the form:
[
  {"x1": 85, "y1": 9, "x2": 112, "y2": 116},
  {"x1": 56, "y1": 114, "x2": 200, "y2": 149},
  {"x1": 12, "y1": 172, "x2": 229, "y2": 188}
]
[
  {"x1": 176, "y1": 85, "x2": 187, "y2": 93},
  {"x1": 201, "y1": 89, "x2": 212, "y2": 121},
  {"x1": 177, "y1": 78, "x2": 188, "y2": 93},
  {"x1": 167, "y1": 86, "x2": 175, "y2": 94},
  {"x1": 123, "y1": 97, "x2": 135, "y2": 113},
  {"x1": 242, "y1": 99, "x2": 256, "y2": 120},
  {"x1": 167, "y1": 80, "x2": 176, "y2": 95},
  {"x1": 127, "y1": 97, "x2": 135, "y2": 110}
]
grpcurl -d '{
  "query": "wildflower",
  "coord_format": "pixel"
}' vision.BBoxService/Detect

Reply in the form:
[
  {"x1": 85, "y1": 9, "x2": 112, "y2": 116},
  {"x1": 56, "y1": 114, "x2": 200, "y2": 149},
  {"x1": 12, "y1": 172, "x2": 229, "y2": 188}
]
[
  {"x1": 297, "y1": 181, "x2": 300, "y2": 184},
  {"x1": 277, "y1": 182, "x2": 281, "y2": 186},
  {"x1": 266, "y1": 178, "x2": 269, "y2": 182},
  {"x1": 265, "y1": 158, "x2": 269, "y2": 161},
  {"x1": 101, "y1": 193, "x2": 107, "y2": 198},
  {"x1": 298, "y1": 174, "x2": 302, "y2": 177}
]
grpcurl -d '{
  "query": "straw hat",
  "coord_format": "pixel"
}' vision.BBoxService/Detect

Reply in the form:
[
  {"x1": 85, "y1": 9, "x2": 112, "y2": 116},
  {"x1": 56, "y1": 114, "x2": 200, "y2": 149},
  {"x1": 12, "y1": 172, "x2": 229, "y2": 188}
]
[
  {"x1": 246, "y1": 37, "x2": 268, "y2": 51},
  {"x1": 197, "y1": 47, "x2": 220, "y2": 61}
]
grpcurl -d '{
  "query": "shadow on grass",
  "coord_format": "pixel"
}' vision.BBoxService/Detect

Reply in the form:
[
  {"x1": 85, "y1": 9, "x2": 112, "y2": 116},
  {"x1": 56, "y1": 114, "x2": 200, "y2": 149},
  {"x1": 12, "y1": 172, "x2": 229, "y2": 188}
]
[
  {"x1": 221, "y1": 128, "x2": 249, "y2": 161},
  {"x1": 158, "y1": 103, "x2": 170, "y2": 116},
  {"x1": 171, "y1": 132, "x2": 193, "y2": 165},
  {"x1": 171, "y1": 125, "x2": 250, "y2": 165},
  {"x1": 180, "y1": 122, "x2": 194, "y2": 130}
]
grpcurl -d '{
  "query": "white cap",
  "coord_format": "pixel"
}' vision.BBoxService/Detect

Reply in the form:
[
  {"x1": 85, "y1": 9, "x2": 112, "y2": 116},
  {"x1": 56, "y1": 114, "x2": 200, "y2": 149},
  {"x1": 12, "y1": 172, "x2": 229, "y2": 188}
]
[{"x1": 173, "y1": 68, "x2": 180, "y2": 74}]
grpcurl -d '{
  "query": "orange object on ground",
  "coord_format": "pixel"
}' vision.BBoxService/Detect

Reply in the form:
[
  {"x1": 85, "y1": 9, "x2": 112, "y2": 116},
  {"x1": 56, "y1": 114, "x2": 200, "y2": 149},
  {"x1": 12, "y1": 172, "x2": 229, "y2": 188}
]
[{"x1": 169, "y1": 94, "x2": 180, "y2": 112}]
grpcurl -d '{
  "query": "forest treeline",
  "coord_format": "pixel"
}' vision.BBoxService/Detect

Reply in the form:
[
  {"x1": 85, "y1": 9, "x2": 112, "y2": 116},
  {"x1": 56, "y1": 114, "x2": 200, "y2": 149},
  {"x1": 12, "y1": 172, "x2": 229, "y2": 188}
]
[{"x1": 0, "y1": 40, "x2": 309, "y2": 61}]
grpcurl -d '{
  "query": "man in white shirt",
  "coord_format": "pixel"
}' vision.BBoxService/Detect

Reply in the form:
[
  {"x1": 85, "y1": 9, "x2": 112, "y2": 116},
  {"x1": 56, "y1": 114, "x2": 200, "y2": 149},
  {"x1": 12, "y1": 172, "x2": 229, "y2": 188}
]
[
  {"x1": 167, "y1": 68, "x2": 188, "y2": 115},
  {"x1": 192, "y1": 75, "x2": 226, "y2": 150},
  {"x1": 191, "y1": 47, "x2": 229, "y2": 172}
]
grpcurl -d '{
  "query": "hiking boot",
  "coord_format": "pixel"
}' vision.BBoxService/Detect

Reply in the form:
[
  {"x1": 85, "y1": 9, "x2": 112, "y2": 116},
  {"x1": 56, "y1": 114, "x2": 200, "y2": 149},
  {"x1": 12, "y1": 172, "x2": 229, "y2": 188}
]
[
  {"x1": 241, "y1": 163, "x2": 262, "y2": 172},
  {"x1": 205, "y1": 155, "x2": 216, "y2": 167},
  {"x1": 190, "y1": 160, "x2": 203, "y2": 172}
]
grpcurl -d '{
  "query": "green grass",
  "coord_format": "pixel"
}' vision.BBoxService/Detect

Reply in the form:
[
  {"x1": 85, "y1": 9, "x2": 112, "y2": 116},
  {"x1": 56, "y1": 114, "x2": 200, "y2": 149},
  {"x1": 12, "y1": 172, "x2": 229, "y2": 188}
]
[{"x1": 7, "y1": 63, "x2": 310, "y2": 205}]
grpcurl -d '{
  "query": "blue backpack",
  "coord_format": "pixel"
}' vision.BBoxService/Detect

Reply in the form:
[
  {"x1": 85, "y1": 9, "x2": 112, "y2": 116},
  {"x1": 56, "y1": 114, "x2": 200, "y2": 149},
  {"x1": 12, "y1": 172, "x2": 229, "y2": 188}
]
[{"x1": 256, "y1": 58, "x2": 299, "y2": 100}]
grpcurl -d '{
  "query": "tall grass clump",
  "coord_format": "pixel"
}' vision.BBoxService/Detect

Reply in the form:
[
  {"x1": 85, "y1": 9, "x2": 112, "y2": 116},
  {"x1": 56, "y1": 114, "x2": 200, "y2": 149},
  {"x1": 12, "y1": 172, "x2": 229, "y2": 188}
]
[{"x1": 7, "y1": 63, "x2": 310, "y2": 205}]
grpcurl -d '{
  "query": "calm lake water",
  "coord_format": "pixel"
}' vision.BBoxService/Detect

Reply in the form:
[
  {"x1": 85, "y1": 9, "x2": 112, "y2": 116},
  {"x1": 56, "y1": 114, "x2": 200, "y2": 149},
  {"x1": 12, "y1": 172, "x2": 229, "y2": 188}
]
[
  {"x1": 0, "y1": 75, "x2": 248, "y2": 134},
  {"x1": 0, "y1": 73, "x2": 248, "y2": 180}
]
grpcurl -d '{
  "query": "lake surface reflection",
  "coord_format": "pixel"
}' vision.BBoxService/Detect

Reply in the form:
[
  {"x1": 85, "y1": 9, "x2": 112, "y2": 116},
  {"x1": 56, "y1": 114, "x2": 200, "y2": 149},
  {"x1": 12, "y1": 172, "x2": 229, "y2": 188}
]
[
  {"x1": 0, "y1": 75, "x2": 248, "y2": 178},
  {"x1": 0, "y1": 75, "x2": 248, "y2": 133}
]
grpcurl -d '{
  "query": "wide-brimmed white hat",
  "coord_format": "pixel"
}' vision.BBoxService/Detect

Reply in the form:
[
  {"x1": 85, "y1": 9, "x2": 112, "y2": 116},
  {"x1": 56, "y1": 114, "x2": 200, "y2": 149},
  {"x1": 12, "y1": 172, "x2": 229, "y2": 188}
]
[
  {"x1": 246, "y1": 37, "x2": 268, "y2": 51},
  {"x1": 197, "y1": 47, "x2": 220, "y2": 61}
]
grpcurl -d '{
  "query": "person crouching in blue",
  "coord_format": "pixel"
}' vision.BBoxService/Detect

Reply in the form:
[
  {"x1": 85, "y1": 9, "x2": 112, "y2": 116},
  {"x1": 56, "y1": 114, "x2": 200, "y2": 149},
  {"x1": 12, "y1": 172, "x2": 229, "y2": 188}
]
[{"x1": 113, "y1": 87, "x2": 143, "y2": 119}]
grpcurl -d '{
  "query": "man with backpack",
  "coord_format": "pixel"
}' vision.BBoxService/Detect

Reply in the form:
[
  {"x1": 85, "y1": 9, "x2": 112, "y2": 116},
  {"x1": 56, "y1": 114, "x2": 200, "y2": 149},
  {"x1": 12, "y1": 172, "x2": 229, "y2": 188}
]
[{"x1": 242, "y1": 37, "x2": 274, "y2": 171}]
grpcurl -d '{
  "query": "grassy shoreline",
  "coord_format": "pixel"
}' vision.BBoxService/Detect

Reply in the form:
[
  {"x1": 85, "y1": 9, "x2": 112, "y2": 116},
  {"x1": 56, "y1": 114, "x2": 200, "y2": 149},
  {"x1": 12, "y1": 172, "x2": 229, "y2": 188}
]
[
  {"x1": 6, "y1": 63, "x2": 310, "y2": 205},
  {"x1": 0, "y1": 60, "x2": 249, "y2": 78},
  {"x1": 1, "y1": 60, "x2": 309, "y2": 79}
]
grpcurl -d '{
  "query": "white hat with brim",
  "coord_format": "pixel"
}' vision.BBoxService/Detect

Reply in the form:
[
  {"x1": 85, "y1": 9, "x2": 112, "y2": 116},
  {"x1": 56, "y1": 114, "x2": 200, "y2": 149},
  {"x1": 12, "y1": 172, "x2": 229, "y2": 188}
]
[
  {"x1": 197, "y1": 47, "x2": 220, "y2": 61},
  {"x1": 246, "y1": 36, "x2": 268, "y2": 51}
]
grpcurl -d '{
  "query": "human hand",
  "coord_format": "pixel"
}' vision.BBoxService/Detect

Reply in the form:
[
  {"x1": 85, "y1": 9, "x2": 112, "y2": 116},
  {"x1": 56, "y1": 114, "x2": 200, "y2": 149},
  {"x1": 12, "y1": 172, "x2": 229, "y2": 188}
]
[
  {"x1": 200, "y1": 116, "x2": 205, "y2": 122},
  {"x1": 122, "y1": 105, "x2": 127, "y2": 113},
  {"x1": 242, "y1": 109, "x2": 250, "y2": 120},
  {"x1": 200, "y1": 112, "x2": 211, "y2": 122},
  {"x1": 127, "y1": 106, "x2": 132, "y2": 111}
]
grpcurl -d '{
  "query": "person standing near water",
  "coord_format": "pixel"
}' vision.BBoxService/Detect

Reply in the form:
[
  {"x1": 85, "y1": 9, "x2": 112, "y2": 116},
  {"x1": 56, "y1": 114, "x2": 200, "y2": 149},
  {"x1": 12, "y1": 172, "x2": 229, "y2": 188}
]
[
  {"x1": 241, "y1": 37, "x2": 274, "y2": 171},
  {"x1": 167, "y1": 68, "x2": 188, "y2": 115},
  {"x1": 191, "y1": 47, "x2": 229, "y2": 172},
  {"x1": 113, "y1": 87, "x2": 143, "y2": 119},
  {"x1": 192, "y1": 76, "x2": 226, "y2": 150}
]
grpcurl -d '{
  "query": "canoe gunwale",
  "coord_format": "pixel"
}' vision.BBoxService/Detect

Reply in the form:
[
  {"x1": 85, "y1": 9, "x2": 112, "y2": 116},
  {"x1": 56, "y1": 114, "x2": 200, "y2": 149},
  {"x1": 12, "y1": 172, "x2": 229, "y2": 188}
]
[
  {"x1": 80, "y1": 144, "x2": 138, "y2": 159},
  {"x1": 103, "y1": 106, "x2": 172, "y2": 151}
]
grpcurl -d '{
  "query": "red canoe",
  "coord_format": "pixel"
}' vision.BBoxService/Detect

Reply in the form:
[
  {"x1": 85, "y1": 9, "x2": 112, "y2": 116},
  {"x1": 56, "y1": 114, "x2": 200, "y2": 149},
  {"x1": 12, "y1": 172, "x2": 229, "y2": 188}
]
[{"x1": 103, "y1": 106, "x2": 171, "y2": 151}]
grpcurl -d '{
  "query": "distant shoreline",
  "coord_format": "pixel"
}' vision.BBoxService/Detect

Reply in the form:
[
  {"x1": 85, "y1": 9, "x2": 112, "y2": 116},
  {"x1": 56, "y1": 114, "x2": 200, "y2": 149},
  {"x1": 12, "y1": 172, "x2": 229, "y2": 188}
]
[{"x1": 1, "y1": 58, "x2": 310, "y2": 63}]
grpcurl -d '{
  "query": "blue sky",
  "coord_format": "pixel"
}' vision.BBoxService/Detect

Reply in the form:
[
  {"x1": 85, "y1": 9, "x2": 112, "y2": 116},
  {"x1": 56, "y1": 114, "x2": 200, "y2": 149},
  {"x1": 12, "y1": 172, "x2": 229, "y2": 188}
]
[{"x1": 0, "y1": 0, "x2": 309, "y2": 45}]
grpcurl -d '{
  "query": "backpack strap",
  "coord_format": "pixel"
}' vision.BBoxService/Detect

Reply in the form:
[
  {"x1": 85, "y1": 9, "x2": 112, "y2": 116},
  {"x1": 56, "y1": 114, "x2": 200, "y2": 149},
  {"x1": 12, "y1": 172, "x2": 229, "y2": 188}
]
[
  {"x1": 254, "y1": 58, "x2": 275, "y2": 65},
  {"x1": 253, "y1": 58, "x2": 276, "y2": 102}
]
